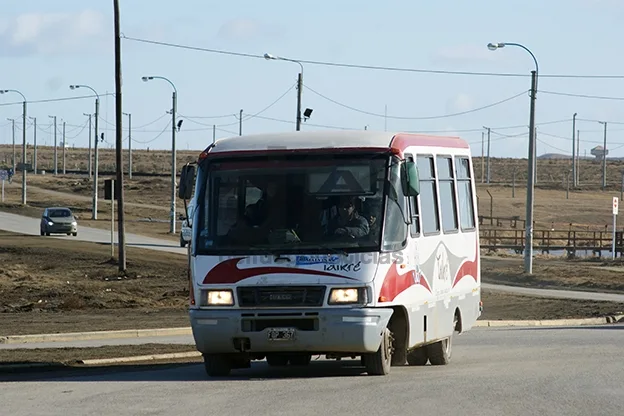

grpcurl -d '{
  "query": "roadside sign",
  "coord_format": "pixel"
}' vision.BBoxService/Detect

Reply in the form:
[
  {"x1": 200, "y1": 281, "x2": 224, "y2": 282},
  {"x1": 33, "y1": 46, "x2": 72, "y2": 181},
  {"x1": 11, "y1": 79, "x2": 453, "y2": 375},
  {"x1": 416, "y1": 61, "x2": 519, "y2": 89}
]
[
  {"x1": 0, "y1": 170, "x2": 7, "y2": 181},
  {"x1": 613, "y1": 197, "x2": 619, "y2": 215}
]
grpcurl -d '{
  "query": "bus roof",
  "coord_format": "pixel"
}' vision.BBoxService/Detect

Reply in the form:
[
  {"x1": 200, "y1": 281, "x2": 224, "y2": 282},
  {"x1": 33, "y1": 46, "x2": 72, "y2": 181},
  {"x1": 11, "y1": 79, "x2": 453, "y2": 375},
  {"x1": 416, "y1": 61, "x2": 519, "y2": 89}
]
[{"x1": 205, "y1": 130, "x2": 469, "y2": 156}]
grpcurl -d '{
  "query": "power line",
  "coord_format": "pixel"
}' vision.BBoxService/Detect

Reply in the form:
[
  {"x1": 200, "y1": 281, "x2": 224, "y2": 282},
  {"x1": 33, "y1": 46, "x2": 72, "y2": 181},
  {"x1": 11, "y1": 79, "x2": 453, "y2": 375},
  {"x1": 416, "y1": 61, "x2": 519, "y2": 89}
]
[
  {"x1": 180, "y1": 82, "x2": 297, "y2": 128},
  {"x1": 131, "y1": 120, "x2": 172, "y2": 144},
  {"x1": 540, "y1": 90, "x2": 624, "y2": 101},
  {"x1": 305, "y1": 84, "x2": 528, "y2": 120},
  {"x1": 121, "y1": 35, "x2": 624, "y2": 80},
  {"x1": 0, "y1": 93, "x2": 115, "y2": 107}
]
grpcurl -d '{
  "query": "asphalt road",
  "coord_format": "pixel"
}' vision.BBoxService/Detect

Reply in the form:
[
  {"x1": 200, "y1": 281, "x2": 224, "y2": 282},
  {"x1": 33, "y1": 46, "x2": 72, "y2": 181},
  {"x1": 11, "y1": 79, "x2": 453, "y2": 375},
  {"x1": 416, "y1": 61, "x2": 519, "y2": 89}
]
[
  {"x1": 0, "y1": 210, "x2": 186, "y2": 255},
  {"x1": 1, "y1": 325, "x2": 623, "y2": 416},
  {"x1": 1, "y1": 211, "x2": 623, "y2": 302}
]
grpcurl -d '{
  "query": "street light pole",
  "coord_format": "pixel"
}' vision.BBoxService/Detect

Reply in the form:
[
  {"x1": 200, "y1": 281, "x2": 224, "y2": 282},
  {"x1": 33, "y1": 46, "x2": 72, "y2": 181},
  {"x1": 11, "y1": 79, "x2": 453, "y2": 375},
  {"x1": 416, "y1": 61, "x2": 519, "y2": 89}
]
[
  {"x1": 142, "y1": 76, "x2": 178, "y2": 234},
  {"x1": 488, "y1": 42, "x2": 539, "y2": 275},
  {"x1": 69, "y1": 84, "x2": 100, "y2": 219},
  {"x1": 264, "y1": 53, "x2": 304, "y2": 131},
  {"x1": 1, "y1": 89, "x2": 28, "y2": 204}
]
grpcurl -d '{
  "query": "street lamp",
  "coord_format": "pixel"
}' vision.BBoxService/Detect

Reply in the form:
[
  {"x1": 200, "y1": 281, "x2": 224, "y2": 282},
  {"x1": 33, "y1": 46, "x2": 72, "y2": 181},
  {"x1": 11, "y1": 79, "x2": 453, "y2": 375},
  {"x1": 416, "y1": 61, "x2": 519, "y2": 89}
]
[
  {"x1": 0, "y1": 89, "x2": 27, "y2": 204},
  {"x1": 264, "y1": 52, "x2": 305, "y2": 131},
  {"x1": 142, "y1": 75, "x2": 178, "y2": 234},
  {"x1": 487, "y1": 41, "x2": 539, "y2": 274},
  {"x1": 69, "y1": 84, "x2": 100, "y2": 220}
]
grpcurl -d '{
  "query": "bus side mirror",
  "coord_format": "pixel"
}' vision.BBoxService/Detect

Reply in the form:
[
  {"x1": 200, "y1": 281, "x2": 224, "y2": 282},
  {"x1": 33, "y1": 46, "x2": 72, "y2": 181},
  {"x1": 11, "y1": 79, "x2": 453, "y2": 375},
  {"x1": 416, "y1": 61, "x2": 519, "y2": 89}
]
[
  {"x1": 402, "y1": 161, "x2": 420, "y2": 196},
  {"x1": 178, "y1": 164, "x2": 196, "y2": 200}
]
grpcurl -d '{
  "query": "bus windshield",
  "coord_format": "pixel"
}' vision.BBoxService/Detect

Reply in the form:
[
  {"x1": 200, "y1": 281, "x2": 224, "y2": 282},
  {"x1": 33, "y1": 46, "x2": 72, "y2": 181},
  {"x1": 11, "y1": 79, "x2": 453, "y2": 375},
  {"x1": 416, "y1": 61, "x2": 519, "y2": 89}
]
[{"x1": 195, "y1": 154, "x2": 394, "y2": 255}]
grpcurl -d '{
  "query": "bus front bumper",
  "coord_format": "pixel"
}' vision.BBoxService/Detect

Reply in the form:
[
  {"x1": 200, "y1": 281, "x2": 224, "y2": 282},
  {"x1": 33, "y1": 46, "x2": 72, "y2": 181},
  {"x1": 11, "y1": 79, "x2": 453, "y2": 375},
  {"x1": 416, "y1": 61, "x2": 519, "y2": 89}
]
[{"x1": 189, "y1": 307, "x2": 394, "y2": 355}]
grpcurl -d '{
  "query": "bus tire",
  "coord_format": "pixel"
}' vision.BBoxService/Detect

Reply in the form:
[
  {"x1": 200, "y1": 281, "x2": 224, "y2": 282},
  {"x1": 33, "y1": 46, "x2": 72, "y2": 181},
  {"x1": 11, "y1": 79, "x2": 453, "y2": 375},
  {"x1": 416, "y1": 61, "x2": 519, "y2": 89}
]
[
  {"x1": 363, "y1": 327, "x2": 393, "y2": 376},
  {"x1": 427, "y1": 314, "x2": 457, "y2": 365},
  {"x1": 203, "y1": 354, "x2": 232, "y2": 377},
  {"x1": 406, "y1": 346, "x2": 428, "y2": 366},
  {"x1": 266, "y1": 354, "x2": 289, "y2": 367},
  {"x1": 288, "y1": 354, "x2": 312, "y2": 366}
]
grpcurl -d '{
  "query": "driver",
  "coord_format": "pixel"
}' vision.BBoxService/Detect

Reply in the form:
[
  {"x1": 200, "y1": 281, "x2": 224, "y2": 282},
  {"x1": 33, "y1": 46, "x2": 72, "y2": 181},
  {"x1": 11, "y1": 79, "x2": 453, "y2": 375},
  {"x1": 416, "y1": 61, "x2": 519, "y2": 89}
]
[{"x1": 327, "y1": 196, "x2": 370, "y2": 239}]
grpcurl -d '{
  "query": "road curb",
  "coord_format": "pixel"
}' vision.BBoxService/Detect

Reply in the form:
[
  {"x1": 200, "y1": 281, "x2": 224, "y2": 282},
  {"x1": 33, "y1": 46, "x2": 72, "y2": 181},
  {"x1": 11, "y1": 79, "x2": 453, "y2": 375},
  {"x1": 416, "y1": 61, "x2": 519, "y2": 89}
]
[
  {"x1": 0, "y1": 327, "x2": 193, "y2": 345},
  {"x1": 475, "y1": 314, "x2": 624, "y2": 327},
  {"x1": 78, "y1": 351, "x2": 201, "y2": 365},
  {"x1": 1, "y1": 314, "x2": 622, "y2": 345}
]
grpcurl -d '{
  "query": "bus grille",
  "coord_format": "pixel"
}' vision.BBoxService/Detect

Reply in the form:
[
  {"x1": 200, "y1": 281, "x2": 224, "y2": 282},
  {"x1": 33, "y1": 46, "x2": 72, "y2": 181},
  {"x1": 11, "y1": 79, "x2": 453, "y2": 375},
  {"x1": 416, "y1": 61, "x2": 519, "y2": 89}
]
[{"x1": 237, "y1": 286, "x2": 326, "y2": 307}]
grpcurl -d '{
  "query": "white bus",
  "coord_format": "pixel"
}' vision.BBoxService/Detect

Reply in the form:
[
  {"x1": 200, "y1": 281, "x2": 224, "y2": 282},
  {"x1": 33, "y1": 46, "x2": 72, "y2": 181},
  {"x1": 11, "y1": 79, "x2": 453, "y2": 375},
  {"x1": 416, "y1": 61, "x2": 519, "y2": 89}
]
[{"x1": 177, "y1": 130, "x2": 481, "y2": 377}]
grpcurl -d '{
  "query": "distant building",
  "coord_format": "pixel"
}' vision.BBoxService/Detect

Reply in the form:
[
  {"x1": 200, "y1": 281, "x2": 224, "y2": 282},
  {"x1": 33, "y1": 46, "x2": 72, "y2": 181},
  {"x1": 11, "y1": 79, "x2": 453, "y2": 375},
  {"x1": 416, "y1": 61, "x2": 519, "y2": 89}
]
[{"x1": 590, "y1": 145, "x2": 608, "y2": 159}]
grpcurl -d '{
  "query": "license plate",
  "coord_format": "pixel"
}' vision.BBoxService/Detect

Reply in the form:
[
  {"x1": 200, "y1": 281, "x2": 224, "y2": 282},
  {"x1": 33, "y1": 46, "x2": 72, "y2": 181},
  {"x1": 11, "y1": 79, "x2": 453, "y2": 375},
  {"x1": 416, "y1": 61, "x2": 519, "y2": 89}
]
[{"x1": 267, "y1": 327, "x2": 296, "y2": 341}]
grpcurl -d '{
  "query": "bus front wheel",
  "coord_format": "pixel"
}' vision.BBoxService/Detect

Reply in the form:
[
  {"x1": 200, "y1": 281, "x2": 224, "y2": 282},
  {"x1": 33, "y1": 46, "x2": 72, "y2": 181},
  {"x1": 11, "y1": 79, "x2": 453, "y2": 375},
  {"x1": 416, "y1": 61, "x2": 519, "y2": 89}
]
[
  {"x1": 363, "y1": 327, "x2": 393, "y2": 376},
  {"x1": 203, "y1": 354, "x2": 232, "y2": 377}
]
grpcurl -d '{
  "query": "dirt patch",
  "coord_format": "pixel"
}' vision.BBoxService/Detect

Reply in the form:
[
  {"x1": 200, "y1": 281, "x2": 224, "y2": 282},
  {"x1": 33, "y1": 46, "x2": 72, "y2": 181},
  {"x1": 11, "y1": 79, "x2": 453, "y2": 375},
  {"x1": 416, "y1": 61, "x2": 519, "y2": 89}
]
[
  {"x1": 0, "y1": 309, "x2": 190, "y2": 336},
  {"x1": 479, "y1": 290, "x2": 623, "y2": 320},
  {"x1": 0, "y1": 343, "x2": 198, "y2": 365},
  {"x1": 0, "y1": 232, "x2": 188, "y2": 318},
  {"x1": 481, "y1": 256, "x2": 624, "y2": 294}
]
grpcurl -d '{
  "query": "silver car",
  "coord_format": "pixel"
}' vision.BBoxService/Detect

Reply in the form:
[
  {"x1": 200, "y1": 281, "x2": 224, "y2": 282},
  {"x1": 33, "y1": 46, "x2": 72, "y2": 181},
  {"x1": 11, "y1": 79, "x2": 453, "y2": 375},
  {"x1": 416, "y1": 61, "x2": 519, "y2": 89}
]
[{"x1": 40, "y1": 207, "x2": 78, "y2": 236}]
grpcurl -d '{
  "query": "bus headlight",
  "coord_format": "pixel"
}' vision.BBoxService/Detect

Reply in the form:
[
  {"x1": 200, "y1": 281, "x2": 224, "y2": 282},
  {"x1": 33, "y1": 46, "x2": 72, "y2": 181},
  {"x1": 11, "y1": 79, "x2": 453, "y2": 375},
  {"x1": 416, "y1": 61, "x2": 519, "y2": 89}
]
[
  {"x1": 206, "y1": 290, "x2": 234, "y2": 306},
  {"x1": 328, "y1": 288, "x2": 366, "y2": 305}
]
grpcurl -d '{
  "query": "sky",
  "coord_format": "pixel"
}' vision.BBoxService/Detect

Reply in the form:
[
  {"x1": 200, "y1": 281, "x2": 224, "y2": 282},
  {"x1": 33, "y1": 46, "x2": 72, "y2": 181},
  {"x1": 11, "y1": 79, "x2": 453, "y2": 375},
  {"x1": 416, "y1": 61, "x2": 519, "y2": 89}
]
[{"x1": 1, "y1": 0, "x2": 624, "y2": 160}]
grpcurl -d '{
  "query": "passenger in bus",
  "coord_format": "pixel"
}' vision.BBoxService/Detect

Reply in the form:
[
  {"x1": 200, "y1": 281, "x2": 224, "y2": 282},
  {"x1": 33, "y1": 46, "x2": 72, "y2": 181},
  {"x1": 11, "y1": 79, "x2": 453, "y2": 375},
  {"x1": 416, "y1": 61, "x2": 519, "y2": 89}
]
[{"x1": 327, "y1": 196, "x2": 370, "y2": 239}]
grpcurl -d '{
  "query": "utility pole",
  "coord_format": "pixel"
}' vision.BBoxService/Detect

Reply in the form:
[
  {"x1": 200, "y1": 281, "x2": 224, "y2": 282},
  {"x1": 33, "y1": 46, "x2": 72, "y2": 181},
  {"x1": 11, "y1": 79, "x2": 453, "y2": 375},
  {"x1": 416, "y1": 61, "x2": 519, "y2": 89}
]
[
  {"x1": 296, "y1": 72, "x2": 303, "y2": 131},
  {"x1": 114, "y1": 0, "x2": 127, "y2": 272},
  {"x1": 171, "y1": 89, "x2": 177, "y2": 234},
  {"x1": 61, "y1": 121, "x2": 66, "y2": 174},
  {"x1": 49, "y1": 116, "x2": 58, "y2": 175},
  {"x1": 600, "y1": 121, "x2": 608, "y2": 190},
  {"x1": 94, "y1": 97, "x2": 100, "y2": 219},
  {"x1": 239, "y1": 109, "x2": 243, "y2": 136},
  {"x1": 481, "y1": 131, "x2": 485, "y2": 183},
  {"x1": 572, "y1": 113, "x2": 577, "y2": 187},
  {"x1": 8, "y1": 118, "x2": 15, "y2": 173},
  {"x1": 483, "y1": 126, "x2": 491, "y2": 184},
  {"x1": 123, "y1": 112, "x2": 132, "y2": 179},
  {"x1": 525, "y1": 69, "x2": 538, "y2": 275},
  {"x1": 84, "y1": 113, "x2": 92, "y2": 178},
  {"x1": 29, "y1": 117, "x2": 37, "y2": 174},
  {"x1": 576, "y1": 129, "x2": 580, "y2": 185},
  {"x1": 213, "y1": 125, "x2": 216, "y2": 143},
  {"x1": 21, "y1": 99, "x2": 27, "y2": 204}
]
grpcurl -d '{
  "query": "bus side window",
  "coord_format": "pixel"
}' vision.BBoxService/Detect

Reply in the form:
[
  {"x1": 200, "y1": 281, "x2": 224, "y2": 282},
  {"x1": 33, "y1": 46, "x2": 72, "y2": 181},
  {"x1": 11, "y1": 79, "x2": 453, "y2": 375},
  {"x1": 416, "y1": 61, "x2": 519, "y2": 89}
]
[
  {"x1": 455, "y1": 156, "x2": 476, "y2": 230},
  {"x1": 437, "y1": 155, "x2": 459, "y2": 233},
  {"x1": 404, "y1": 153, "x2": 420, "y2": 237},
  {"x1": 417, "y1": 155, "x2": 440, "y2": 235}
]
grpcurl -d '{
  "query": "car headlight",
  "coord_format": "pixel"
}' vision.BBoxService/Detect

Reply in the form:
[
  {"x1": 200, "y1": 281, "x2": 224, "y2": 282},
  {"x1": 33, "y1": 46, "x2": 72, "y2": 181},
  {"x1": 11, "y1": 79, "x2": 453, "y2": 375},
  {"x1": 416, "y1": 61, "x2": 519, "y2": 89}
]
[
  {"x1": 47, "y1": 221, "x2": 54, "y2": 226},
  {"x1": 328, "y1": 287, "x2": 367, "y2": 305},
  {"x1": 71, "y1": 221, "x2": 77, "y2": 226},
  {"x1": 205, "y1": 290, "x2": 234, "y2": 306}
]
